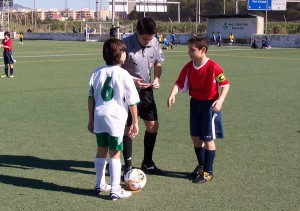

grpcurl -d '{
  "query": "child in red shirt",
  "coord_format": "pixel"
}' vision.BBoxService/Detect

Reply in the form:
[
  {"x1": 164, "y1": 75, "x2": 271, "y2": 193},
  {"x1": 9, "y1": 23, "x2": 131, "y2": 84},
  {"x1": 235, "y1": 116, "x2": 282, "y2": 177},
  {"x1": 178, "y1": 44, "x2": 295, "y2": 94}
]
[
  {"x1": 1, "y1": 31, "x2": 16, "y2": 78},
  {"x1": 167, "y1": 37, "x2": 230, "y2": 183}
]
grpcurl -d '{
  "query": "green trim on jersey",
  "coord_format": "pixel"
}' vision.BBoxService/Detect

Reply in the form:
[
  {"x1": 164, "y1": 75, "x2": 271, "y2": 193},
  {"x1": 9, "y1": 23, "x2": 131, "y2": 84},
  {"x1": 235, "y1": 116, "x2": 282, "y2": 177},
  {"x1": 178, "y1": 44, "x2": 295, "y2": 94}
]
[
  {"x1": 95, "y1": 133, "x2": 123, "y2": 151},
  {"x1": 128, "y1": 101, "x2": 140, "y2": 106}
]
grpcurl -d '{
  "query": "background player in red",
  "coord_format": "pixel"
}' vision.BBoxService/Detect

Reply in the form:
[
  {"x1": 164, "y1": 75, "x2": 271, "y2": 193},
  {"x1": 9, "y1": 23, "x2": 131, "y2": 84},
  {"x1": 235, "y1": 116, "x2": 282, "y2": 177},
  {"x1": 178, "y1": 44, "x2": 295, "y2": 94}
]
[
  {"x1": 167, "y1": 37, "x2": 230, "y2": 183},
  {"x1": 1, "y1": 31, "x2": 15, "y2": 78}
]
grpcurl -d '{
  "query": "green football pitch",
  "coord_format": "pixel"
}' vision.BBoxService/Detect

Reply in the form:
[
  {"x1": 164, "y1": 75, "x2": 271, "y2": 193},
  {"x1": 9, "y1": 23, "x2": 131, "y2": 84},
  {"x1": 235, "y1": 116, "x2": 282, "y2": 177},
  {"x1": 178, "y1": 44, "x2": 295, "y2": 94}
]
[{"x1": 1, "y1": 40, "x2": 299, "y2": 210}]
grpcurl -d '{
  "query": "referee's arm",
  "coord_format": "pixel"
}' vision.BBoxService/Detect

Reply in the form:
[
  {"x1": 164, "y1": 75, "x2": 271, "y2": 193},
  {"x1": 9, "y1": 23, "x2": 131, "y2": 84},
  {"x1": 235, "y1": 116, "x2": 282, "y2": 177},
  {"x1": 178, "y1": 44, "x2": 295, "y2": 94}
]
[{"x1": 152, "y1": 62, "x2": 162, "y2": 89}]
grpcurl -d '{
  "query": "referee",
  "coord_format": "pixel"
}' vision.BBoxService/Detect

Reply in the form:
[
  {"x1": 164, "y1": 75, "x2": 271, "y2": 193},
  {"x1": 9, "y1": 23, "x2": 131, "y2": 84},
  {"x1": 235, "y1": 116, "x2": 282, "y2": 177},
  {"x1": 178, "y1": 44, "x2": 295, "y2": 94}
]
[{"x1": 122, "y1": 17, "x2": 166, "y2": 176}]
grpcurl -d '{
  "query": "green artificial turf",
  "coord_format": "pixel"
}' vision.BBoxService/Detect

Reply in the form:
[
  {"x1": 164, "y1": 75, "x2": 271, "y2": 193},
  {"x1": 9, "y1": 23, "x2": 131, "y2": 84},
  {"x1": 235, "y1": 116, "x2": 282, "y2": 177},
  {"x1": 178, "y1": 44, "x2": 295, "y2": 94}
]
[{"x1": 0, "y1": 40, "x2": 299, "y2": 210}]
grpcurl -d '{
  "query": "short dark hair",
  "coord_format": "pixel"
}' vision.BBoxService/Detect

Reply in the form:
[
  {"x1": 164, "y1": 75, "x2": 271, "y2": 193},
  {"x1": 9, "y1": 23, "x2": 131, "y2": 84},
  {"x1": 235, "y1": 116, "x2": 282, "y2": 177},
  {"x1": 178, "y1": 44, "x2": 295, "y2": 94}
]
[
  {"x1": 4, "y1": 31, "x2": 10, "y2": 37},
  {"x1": 136, "y1": 17, "x2": 157, "y2": 35},
  {"x1": 103, "y1": 38, "x2": 126, "y2": 65},
  {"x1": 188, "y1": 37, "x2": 209, "y2": 52}
]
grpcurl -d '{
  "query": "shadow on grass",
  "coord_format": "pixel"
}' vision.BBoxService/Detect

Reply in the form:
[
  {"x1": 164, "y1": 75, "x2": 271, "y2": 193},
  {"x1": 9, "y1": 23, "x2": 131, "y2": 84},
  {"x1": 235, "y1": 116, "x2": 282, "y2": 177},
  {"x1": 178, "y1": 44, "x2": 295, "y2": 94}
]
[
  {"x1": 128, "y1": 166, "x2": 190, "y2": 180},
  {"x1": 0, "y1": 174, "x2": 110, "y2": 199},
  {"x1": 0, "y1": 155, "x2": 191, "y2": 179},
  {"x1": 0, "y1": 155, "x2": 94, "y2": 174},
  {"x1": 154, "y1": 170, "x2": 190, "y2": 179}
]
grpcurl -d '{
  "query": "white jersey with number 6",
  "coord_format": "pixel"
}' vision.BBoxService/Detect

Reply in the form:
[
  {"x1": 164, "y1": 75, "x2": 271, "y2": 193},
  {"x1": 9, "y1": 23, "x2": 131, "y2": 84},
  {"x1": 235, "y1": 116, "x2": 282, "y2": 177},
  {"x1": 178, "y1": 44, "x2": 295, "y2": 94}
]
[{"x1": 88, "y1": 65, "x2": 140, "y2": 139}]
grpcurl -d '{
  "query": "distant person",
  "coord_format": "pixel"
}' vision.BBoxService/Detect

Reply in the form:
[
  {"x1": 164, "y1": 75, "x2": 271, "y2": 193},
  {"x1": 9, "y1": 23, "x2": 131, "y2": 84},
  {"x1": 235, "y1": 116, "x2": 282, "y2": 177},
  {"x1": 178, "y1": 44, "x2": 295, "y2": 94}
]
[
  {"x1": 261, "y1": 37, "x2": 272, "y2": 49},
  {"x1": 167, "y1": 37, "x2": 230, "y2": 184},
  {"x1": 84, "y1": 28, "x2": 87, "y2": 38},
  {"x1": 87, "y1": 27, "x2": 91, "y2": 33},
  {"x1": 162, "y1": 36, "x2": 173, "y2": 49},
  {"x1": 228, "y1": 32, "x2": 234, "y2": 46},
  {"x1": 109, "y1": 24, "x2": 120, "y2": 39},
  {"x1": 121, "y1": 32, "x2": 127, "y2": 39},
  {"x1": 1, "y1": 31, "x2": 16, "y2": 78},
  {"x1": 211, "y1": 32, "x2": 216, "y2": 46},
  {"x1": 217, "y1": 32, "x2": 222, "y2": 47},
  {"x1": 251, "y1": 39, "x2": 259, "y2": 49},
  {"x1": 27, "y1": 28, "x2": 32, "y2": 33},
  {"x1": 88, "y1": 38, "x2": 140, "y2": 200},
  {"x1": 72, "y1": 25, "x2": 77, "y2": 33},
  {"x1": 170, "y1": 31, "x2": 177, "y2": 46},
  {"x1": 158, "y1": 33, "x2": 163, "y2": 43},
  {"x1": 155, "y1": 32, "x2": 159, "y2": 40},
  {"x1": 19, "y1": 32, "x2": 24, "y2": 45}
]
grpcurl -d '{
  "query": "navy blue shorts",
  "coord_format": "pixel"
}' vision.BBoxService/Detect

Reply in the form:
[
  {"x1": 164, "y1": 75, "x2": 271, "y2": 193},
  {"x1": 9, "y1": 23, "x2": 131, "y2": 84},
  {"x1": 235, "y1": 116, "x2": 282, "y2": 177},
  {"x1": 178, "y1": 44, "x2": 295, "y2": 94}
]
[
  {"x1": 126, "y1": 87, "x2": 157, "y2": 126},
  {"x1": 190, "y1": 98, "x2": 224, "y2": 141},
  {"x1": 3, "y1": 51, "x2": 15, "y2": 64}
]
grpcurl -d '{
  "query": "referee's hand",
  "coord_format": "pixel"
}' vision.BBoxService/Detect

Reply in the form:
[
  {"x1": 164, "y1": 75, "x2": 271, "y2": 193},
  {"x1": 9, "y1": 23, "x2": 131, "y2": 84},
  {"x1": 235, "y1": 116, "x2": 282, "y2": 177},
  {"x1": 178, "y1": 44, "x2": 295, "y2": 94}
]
[{"x1": 135, "y1": 79, "x2": 151, "y2": 89}]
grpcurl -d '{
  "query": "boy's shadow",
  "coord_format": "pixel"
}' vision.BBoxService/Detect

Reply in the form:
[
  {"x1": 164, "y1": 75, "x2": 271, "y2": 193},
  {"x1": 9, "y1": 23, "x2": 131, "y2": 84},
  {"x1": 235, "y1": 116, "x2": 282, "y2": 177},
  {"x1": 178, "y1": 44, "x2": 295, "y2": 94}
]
[
  {"x1": 0, "y1": 155, "x2": 94, "y2": 174},
  {"x1": 0, "y1": 174, "x2": 101, "y2": 197},
  {"x1": 1, "y1": 155, "x2": 191, "y2": 198},
  {"x1": 0, "y1": 155, "x2": 111, "y2": 199}
]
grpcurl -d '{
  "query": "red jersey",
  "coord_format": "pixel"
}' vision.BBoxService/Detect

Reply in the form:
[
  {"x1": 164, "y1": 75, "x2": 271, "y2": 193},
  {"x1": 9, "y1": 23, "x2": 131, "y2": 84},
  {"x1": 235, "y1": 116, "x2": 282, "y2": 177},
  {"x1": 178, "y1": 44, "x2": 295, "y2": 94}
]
[
  {"x1": 2, "y1": 38, "x2": 12, "y2": 52},
  {"x1": 175, "y1": 59, "x2": 229, "y2": 100}
]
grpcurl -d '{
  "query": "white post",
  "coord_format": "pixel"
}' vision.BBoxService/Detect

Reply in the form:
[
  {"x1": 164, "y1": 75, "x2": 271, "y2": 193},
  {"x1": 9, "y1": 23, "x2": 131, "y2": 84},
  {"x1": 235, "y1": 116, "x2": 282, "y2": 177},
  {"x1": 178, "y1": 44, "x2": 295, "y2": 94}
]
[
  {"x1": 178, "y1": 3, "x2": 180, "y2": 22},
  {"x1": 195, "y1": 0, "x2": 198, "y2": 33},
  {"x1": 31, "y1": 0, "x2": 34, "y2": 26},
  {"x1": 96, "y1": 0, "x2": 99, "y2": 20},
  {"x1": 198, "y1": 0, "x2": 201, "y2": 23},
  {"x1": 265, "y1": 0, "x2": 268, "y2": 34},
  {"x1": 34, "y1": 0, "x2": 36, "y2": 31},
  {"x1": 112, "y1": 0, "x2": 115, "y2": 22},
  {"x1": 283, "y1": 15, "x2": 286, "y2": 34},
  {"x1": 144, "y1": 0, "x2": 146, "y2": 17}
]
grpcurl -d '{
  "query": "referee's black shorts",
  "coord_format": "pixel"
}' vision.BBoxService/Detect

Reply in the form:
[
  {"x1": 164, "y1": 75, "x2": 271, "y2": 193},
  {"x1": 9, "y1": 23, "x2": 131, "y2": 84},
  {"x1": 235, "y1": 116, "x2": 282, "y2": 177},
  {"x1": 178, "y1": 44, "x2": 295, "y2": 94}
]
[{"x1": 126, "y1": 87, "x2": 158, "y2": 126}]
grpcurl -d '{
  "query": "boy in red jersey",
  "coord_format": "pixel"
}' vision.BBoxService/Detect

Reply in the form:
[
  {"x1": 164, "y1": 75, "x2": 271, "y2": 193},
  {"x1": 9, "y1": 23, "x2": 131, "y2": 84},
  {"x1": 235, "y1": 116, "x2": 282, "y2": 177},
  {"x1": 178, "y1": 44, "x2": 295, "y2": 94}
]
[
  {"x1": 167, "y1": 37, "x2": 230, "y2": 183},
  {"x1": 1, "y1": 31, "x2": 15, "y2": 78}
]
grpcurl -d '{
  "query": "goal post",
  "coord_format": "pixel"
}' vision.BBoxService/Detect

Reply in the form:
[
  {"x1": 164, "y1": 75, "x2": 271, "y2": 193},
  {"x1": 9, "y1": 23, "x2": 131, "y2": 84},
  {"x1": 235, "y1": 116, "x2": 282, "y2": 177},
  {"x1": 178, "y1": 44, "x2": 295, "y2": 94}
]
[
  {"x1": 85, "y1": 22, "x2": 133, "y2": 42},
  {"x1": 85, "y1": 21, "x2": 119, "y2": 42}
]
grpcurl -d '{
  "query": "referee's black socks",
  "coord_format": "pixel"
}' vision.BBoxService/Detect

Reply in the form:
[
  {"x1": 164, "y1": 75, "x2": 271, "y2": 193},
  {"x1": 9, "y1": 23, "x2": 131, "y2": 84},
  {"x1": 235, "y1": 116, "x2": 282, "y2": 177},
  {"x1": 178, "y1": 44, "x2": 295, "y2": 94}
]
[
  {"x1": 122, "y1": 135, "x2": 132, "y2": 168},
  {"x1": 143, "y1": 131, "x2": 157, "y2": 165}
]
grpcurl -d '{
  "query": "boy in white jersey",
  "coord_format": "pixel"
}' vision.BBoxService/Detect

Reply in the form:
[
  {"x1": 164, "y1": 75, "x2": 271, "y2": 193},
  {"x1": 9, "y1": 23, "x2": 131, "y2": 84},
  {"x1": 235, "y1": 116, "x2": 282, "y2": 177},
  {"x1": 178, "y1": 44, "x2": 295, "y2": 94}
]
[{"x1": 88, "y1": 39, "x2": 140, "y2": 200}]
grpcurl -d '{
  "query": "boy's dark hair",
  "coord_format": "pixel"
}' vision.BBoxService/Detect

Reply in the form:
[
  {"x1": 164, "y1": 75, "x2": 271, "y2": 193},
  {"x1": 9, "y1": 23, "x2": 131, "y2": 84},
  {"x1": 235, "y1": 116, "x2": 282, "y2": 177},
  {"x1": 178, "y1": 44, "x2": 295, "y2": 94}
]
[
  {"x1": 4, "y1": 31, "x2": 10, "y2": 37},
  {"x1": 136, "y1": 17, "x2": 157, "y2": 35},
  {"x1": 188, "y1": 36, "x2": 209, "y2": 52},
  {"x1": 103, "y1": 38, "x2": 126, "y2": 65}
]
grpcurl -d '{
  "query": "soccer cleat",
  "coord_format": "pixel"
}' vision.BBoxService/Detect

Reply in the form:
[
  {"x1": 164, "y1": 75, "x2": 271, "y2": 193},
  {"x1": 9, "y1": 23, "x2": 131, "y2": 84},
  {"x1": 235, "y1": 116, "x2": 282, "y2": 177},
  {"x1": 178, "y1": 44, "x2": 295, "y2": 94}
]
[
  {"x1": 9, "y1": 75, "x2": 14, "y2": 78},
  {"x1": 141, "y1": 162, "x2": 166, "y2": 175},
  {"x1": 110, "y1": 188, "x2": 132, "y2": 201},
  {"x1": 122, "y1": 166, "x2": 132, "y2": 182},
  {"x1": 202, "y1": 171, "x2": 214, "y2": 182},
  {"x1": 193, "y1": 171, "x2": 213, "y2": 183},
  {"x1": 123, "y1": 166, "x2": 132, "y2": 180},
  {"x1": 94, "y1": 184, "x2": 111, "y2": 195},
  {"x1": 190, "y1": 165, "x2": 203, "y2": 179},
  {"x1": 1, "y1": 74, "x2": 7, "y2": 78}
]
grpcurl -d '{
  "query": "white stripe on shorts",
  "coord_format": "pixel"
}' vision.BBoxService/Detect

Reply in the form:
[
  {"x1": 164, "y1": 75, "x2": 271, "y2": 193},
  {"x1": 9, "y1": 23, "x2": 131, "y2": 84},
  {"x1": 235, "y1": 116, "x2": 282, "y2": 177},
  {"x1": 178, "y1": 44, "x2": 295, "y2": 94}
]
[{"x1": 212, "y1": 113, "x2": 218, "y2": 140}]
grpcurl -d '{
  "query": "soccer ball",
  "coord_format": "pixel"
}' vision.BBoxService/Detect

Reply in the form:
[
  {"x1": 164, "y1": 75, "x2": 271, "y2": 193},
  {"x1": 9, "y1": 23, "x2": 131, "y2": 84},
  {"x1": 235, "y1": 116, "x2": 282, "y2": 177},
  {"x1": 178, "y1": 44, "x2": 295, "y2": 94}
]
[{"x1": 124, "y1": 168, "x2": 147, "y2": 191}]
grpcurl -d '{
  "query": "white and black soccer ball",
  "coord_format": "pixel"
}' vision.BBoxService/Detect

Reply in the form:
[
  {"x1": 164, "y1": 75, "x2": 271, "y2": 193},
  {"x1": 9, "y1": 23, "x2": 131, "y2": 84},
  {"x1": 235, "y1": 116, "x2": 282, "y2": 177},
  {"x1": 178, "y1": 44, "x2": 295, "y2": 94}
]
[{"x1": 124, "y1": 168, "x2": 147, "y2": 191}]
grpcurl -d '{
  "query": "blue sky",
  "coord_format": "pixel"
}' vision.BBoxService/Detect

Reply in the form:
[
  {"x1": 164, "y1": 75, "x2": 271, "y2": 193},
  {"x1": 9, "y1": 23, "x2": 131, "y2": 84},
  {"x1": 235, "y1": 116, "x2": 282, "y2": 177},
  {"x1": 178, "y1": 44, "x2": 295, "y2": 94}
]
[{"x1": 14, "y1": 0, "x2": 109, "y2": 10}]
